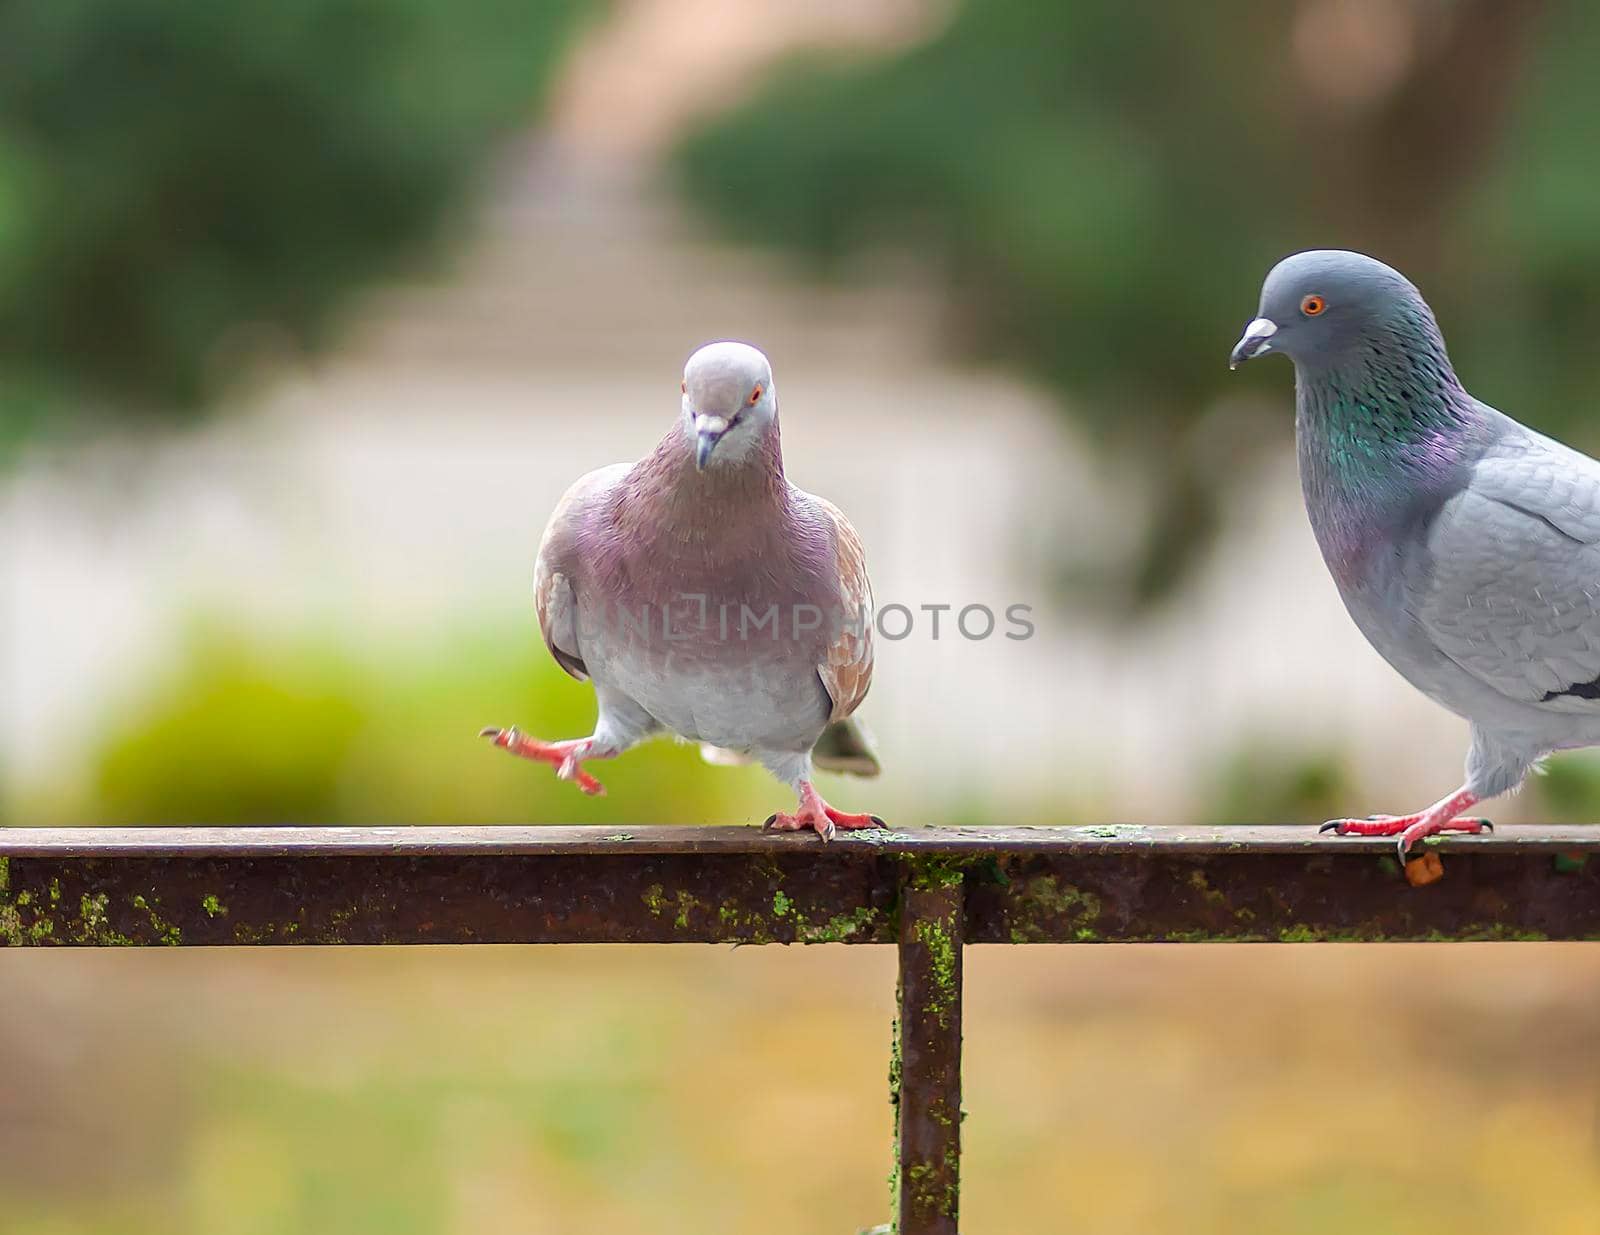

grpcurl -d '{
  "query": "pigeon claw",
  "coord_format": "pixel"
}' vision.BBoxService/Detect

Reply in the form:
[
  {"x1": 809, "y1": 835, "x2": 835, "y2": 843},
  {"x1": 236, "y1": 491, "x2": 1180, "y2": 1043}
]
[
  {"x1": 479, "y1": 726, "x2": 606, "y2": 796},
  {"x1": 765, "y1": 810, "x2": 835, "y2": 842},
  {"x1": 763, "y1": 782, "x2": 886, "y2": 843},
  {"x1": 825, "y1": 807, "x2": 886, "y2": 831},
  {"x1": 1391, "y1": 817, "x2": 1493, "y2": 863},
  {"x1": 1319, "y1": 788, "x2": 1488, "y2": 875}
]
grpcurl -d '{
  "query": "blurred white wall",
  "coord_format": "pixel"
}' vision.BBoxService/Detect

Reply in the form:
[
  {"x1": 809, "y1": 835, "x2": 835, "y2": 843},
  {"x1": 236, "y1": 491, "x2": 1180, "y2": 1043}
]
[
  {"x1": 0, "y1": 145, "x2": 1472, "y2": 821},
  {"x1": 0, "y1": 0, "x2": 1480, "y2": 821}
]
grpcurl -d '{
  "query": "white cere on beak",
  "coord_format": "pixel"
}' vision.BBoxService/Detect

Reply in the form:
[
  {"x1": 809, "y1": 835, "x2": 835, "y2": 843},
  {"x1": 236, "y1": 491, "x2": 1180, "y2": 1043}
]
[
  {"x1": 1229, "y1": 317, "x2": 1278, "y2": 369},
  {"x1": 694, "y1": 414, "x2": 729, "y2": 436}
]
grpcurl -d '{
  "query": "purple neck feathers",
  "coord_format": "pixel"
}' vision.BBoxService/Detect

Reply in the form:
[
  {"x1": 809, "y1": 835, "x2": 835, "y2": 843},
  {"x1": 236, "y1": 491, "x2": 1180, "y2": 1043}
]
[
  {"x1": 592, "y1": 415, "x2": 827, "y2": 603},
  {"x1": 1294, "y1": 342, "x2": 1487, "y2": 587}
]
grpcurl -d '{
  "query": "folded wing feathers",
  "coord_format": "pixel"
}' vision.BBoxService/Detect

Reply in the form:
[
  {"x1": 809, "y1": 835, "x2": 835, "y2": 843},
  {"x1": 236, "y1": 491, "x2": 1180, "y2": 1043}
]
[
  {"x1": 534, "y1": 470, "x2": 607, "y2": 682},
  {"x1": 810, "y1": 494, "x2": 875, "y2": 723},
  {"x1": 1419, "y1": 436, "x2": 1600, "y2": 709}
]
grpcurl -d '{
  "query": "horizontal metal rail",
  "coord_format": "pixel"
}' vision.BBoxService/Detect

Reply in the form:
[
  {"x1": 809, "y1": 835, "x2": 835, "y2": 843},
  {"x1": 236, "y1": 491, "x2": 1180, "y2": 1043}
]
[
  {"x1": 3, "y1": 824, "x2": 1596, "y2": 947},
  {"x1": 3, "y1": 823, "x2": 1597, "y2": 1233}
]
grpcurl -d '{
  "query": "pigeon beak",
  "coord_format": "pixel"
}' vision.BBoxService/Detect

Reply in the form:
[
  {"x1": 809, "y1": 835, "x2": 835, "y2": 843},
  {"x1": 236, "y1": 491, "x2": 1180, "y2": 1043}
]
[
  {"x1": 693, "y1": 413, "x2": 729, "y2": 471},
  {"x1": 1229, "y1": 317, "x2": 1278, "y2": 369}
]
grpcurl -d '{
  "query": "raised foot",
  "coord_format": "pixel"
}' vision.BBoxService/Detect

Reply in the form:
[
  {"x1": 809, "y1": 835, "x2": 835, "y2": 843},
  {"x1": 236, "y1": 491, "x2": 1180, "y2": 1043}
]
[
  {"x1": 479, "y1": 726, "x2": 605, "y2": 796},
  {"x1": 764, "y1": 781, "x2": 886, "y2": 843}
]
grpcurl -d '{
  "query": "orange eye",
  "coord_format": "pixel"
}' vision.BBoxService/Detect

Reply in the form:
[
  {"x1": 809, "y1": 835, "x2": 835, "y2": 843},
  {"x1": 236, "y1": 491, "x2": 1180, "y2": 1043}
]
[
  {"x1": 1301, "y1": 294, "x2": 1326, "y2": 317},
  {"x1": 748, "y1": 385, "x2": 763, "y2": 405},
  {"x1": 681, "y1": 380, "x2": 687, "y2": 394}
]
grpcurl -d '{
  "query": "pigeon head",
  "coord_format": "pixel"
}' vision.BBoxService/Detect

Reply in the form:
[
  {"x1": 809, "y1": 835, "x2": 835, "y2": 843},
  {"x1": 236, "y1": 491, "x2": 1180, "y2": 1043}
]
[
  {"x1": 681, "y1": 341, "x2": 777, "y2": 471},
  {"x1": 1229, "y1": 250, "x2": 1441, "y2": 372},
  {"x1": 1232, "y1": 250, "x2": 1482, "y2": 571}
]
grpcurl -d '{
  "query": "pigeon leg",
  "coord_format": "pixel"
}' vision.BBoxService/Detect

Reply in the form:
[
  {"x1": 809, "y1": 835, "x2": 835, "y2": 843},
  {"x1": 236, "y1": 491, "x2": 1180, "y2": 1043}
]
[
  {"x1": 479, "y1": 725, "x2": 612, "y2": 796},
  {"x1": 1320, "y1": 786, "x2": 1490, "y2": 860},
  {"x1": 764, "y1": 780, "x2": 886, "y2": 843}
]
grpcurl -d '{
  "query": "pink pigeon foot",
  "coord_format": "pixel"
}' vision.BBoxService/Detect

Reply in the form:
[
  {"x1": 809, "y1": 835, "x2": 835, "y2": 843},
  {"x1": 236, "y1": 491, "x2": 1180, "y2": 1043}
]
[
  {"x1": 765, "y1": 780, "x2": 886, "y2": 842},
  {"x1": 1320, "y1": 787, "x2": 1490, "y2": 861},
  {"x1": 480, "y1": 726, "x2": 607, "y2": 796}
]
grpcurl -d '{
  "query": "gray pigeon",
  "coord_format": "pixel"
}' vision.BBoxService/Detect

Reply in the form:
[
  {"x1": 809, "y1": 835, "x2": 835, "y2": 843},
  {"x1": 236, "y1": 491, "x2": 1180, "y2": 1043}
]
[
  {"x1": 1231, "y1": 250, "x2": 1600, "y2": 858},
  {"x1": 482, "y1": 340, "x2": 883, "y2": 840}
]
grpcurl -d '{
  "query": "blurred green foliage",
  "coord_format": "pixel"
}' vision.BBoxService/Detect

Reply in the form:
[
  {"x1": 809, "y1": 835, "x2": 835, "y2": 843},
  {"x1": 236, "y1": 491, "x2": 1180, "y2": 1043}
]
[
  {"x1": 63, "y1": 623, "x2": 790, "y2": 827},
  {"x1": 1206, "y1": 742, "x2": 1353, "y2": 826},
  {"x1": 676, "y1": 0, "x2": 1600, "y2": 603},
  {"x1": 53, "y1": 616, "x2": 1600, "y2": 832},
  {"x1": 0, "y1": 0, "x2": 593, "y2": 434},
  {"x1": 92, "y1": 635, "x2": 368, "y2": 825},
  {"x1": 1527, "y1": 753, "x2": 1600, "y2": 824}
]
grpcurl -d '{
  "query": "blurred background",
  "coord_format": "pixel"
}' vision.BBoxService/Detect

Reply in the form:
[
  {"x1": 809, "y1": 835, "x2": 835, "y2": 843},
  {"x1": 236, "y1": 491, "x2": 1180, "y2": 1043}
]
[{"x1": 3, "y1": 0, "x2": 1600, "y2": 1230}]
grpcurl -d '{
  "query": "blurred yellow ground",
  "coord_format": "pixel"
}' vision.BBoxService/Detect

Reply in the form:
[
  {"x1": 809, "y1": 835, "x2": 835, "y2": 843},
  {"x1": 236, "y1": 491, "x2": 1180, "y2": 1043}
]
[{"x1": 2, "y1": 944, "x2": 1598, "y2": 1234}]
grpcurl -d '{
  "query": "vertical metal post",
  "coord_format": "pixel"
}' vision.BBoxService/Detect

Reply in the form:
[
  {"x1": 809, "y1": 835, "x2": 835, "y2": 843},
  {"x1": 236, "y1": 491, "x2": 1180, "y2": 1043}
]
[{"x1": 894, "y1": 867, "x2": 964, "y2": 1234}]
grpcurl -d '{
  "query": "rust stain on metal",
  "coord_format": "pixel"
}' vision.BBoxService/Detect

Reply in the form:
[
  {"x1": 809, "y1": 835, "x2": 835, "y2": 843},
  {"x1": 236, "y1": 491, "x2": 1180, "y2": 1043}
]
[
  {"x1": 964, "y1": 850, "x2": 1600, "y2": 943},
  {"x1": 896, "y1": 866, "x2": 963, "y2": 1235},
  {"x1": 1, "y1": 826, "x2": 1598, "y2": 947},
  {"x1": 0, "y1": 852, "x2": 902, "y2": 947}
]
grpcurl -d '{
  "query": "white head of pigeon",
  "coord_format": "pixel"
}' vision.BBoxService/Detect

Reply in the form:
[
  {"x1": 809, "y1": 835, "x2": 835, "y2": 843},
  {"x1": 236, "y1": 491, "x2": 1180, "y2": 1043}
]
[
  {"x1": 681, "y1": 341, "x2": 777, "y2": 471},
  {"x1": 1234, "y1": 249, "x2": 1600, "y2": 877}
]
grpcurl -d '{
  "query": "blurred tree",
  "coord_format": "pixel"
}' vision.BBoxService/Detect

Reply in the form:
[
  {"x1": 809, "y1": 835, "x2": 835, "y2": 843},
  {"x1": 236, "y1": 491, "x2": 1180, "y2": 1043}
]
[
  {"x1": 0, "y1": 0, "x2": 595, "y2": 439},
  {"x1": 1205, "y1": 740, "x2": 1353, "y2": 826},
  {"x1": 674, "y1": 0, "x2": 1596, "y2": 607},
  {"x1": 72, "y1": 624, "x2": 779, "y2": 827},
  {"x1": 91, "y1": 633, "x2": 370, "y2": 825}
]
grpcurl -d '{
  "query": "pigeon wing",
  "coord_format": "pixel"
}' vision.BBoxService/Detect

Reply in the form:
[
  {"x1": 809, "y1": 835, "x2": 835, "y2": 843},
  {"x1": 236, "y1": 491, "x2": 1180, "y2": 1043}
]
[
  {"x1": 533, "y1": 463, "x2": 628, "y2": 682},
  {"x1": 807, "y1": 493, "x2": 875, "y2": 723},
  {"x1": 1416, "y1": 428, "x2": 1600, "y2": 711}
]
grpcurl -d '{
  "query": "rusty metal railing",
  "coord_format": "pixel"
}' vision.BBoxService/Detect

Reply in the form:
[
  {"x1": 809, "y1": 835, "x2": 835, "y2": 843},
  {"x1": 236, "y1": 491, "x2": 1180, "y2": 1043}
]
[{"x1": 4, "y1": 823, "x2": 1598, "y2": 1233}]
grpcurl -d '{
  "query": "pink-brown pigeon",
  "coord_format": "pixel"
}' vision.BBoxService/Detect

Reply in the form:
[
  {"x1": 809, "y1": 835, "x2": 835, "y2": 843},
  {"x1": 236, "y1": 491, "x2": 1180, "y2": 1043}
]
[{"x1": 482, "y1": 341, "x2": 883, "y2": 840}]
